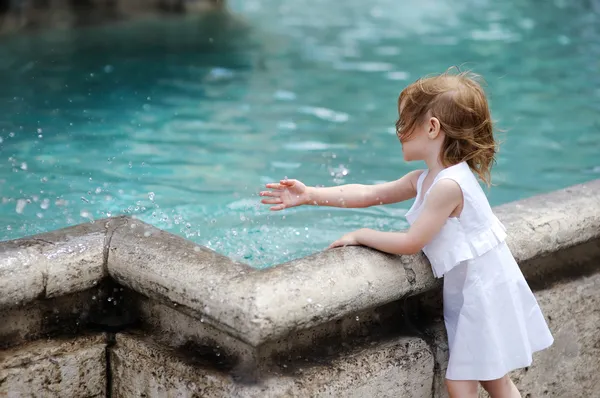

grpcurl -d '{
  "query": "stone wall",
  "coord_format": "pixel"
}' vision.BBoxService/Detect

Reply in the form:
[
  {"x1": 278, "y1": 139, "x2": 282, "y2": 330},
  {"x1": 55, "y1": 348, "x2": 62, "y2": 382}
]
[
  {"x1": 1, "y1": 179, "x2": 599, "y2": 397},
  {"x1": 0, "y1": 0, "x2": 223, "y2": 35}
]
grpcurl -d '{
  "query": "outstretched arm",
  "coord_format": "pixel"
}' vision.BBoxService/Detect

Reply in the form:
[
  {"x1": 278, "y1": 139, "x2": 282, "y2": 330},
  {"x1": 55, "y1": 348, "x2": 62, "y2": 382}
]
[
  {"x1": 260, "y1": 170, "x2": 423, "y2": 211},
  {"x1": 328, "y1": 179, "x2": 463, "y2": 255}
]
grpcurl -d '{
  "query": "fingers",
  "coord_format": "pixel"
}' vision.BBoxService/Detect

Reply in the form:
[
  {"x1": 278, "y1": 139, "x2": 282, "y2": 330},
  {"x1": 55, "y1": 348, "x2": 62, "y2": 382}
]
[
  {"x1": 270, "y1": 204, "x2": 286, "y2": 211},
  {"x1": 328, "y1": 241, "x2": 342, "y2": 249},
  {"x1": 261, "y1": 198, "x2": 282, "y2": 205},
  {"x1": 280, "y1": 179, "x2": 296, "y2": 186},
  {"x1": 265, "y1": 183, "x2": 283, "y2": 189},
  {"x1": 264, "y1": 179, "x2": 296, "y2": 190},
  {"x1": 259, "y1": 190, "x2": 281, "y2": 198}
]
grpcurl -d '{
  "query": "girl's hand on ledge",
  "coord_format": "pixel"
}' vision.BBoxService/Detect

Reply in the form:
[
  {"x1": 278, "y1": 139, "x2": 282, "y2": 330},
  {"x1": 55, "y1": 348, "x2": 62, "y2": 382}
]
[{"x1": 328, "y1": 229, "x2": 363, "y2": 249}]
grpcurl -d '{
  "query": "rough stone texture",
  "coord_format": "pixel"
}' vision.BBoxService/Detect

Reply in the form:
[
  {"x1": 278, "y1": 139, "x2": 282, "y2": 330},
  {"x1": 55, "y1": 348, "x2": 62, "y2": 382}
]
[
  {"x1": 0, "y1": 221, "x2": 107, "y2": 309},
  {"x1": 428, "y1": 271, "x2": 600, "y2": 398},
  {"x1": 0, "y1": 334, "x2": 107, "y2": 397},
  {"x1": 133, "y1": 296, "x2": 259, "y2": 376},
  {"x1": 0, "y1": 0, "x2": 224, "y2": 35},
  {"x1": 110, "y1": 332, "x2": 434, "y2": 397},
  {"x1": 494, "y1": 180, "x2": 600, "y2": 265},
  {"x1": 106, "y1": 217, "x2": 258, "y2": 343},
  {"x1": 0, "y1": 289, "x2": 100, "y2": 349},
  {"x1": 106, "y1": 180, "x2": 600, "y2": 348},
  {"x1": 132, "y1": 292, "x2": 415, "y2": 381},
  {"x1": 0, "y1": 179, "x2": 599, "y2": 398}
]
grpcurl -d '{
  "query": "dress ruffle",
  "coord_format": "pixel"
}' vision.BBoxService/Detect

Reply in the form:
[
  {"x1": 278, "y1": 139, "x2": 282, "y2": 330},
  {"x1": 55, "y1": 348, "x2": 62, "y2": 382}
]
[{"x1": 423, "y1": 217, "x2": 507, "y2": 278}]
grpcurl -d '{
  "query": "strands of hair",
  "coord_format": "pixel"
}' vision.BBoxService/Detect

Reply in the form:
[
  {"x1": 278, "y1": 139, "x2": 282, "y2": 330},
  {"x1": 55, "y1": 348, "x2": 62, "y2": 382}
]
[{"x1": 397, "y1": 67, "x2": 498, "y2": 186}]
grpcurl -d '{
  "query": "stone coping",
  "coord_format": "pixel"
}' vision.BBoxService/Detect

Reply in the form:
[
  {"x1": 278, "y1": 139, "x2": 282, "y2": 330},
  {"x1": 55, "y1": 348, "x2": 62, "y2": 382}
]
[{"x1": 1, "y1": 179, "x2": 599, "y2": 348}]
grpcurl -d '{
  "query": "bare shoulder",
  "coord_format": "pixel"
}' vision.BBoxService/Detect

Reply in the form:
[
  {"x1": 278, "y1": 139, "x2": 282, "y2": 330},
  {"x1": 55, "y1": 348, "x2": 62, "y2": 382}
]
[
  {"x1": 405, "y1": 169, "x2": 425, "y2": 190},
  {"x1": 426, "y1": 178, "x2": 463, "y2": 207}
]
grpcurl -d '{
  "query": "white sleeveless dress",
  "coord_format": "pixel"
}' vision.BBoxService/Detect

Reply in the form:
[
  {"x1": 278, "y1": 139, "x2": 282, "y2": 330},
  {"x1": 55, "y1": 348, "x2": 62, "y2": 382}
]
[{"x1": 405, "y1": 162, "x2": 554, "y2": 381}]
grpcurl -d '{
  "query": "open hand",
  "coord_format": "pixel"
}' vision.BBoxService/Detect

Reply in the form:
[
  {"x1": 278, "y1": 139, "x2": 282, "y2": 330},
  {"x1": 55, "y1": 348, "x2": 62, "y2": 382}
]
[{"x1": 260, "y1": 179, "x2": 310, "y2": 211}]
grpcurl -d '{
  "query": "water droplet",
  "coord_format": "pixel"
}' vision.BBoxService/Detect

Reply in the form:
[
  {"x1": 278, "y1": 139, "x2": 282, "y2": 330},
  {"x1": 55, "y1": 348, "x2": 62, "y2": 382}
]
[
  {"x1": 20, "y1": 163, "x2": 27, "y2": 171},
  {"x1": 148, "y1": 192, "x2": 155, "y2": 201},
  {"x1": 307, "y1": 298, "x2": 313, "y2": 303},
  {"x1": 16, "y1": 199, "x2": 27, "y2": 214},
  {"x1": 355, "y1": 316, "x2": 360, "y2": 321},
  {"x1": 9, "y1": 132, "x2": 14, "y2": 137},
  {"x1": 81, "y1": 197, "x2": 90, "y2": 203},
  {"x1": 107, "y1": 297, "x2": 112, "y2": 302}
]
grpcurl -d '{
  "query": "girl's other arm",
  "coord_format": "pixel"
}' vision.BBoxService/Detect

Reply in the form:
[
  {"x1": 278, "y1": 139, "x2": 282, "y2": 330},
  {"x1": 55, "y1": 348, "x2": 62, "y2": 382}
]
[{"x1": 329, "y1": 179, "x2": 463, "y2": 254}]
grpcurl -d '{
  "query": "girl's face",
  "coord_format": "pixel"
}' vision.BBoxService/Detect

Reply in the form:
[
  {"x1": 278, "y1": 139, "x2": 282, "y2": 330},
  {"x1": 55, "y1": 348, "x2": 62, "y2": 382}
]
[{"x1": 396, "y1": 107, "x2": 435, "y2": 162}]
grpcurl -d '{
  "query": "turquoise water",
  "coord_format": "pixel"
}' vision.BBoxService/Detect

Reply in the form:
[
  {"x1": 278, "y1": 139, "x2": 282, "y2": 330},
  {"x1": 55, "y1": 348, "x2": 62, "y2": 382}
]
[{"x1": 0, "y1": 1, "x2": 599, "y2": 267}]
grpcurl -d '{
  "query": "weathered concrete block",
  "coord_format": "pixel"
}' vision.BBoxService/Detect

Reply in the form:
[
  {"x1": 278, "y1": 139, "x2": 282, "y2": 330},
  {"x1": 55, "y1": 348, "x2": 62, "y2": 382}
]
[
  {"x1": 134, "y1": 296, "x2": 259, "y2": 375},
  {"x1": 0, "y1": 0, "x2": 224, "y2": 36},
  {"x1": 110, "y1": 332, "x2": 434, "y2": 397},
  {"x1": 0, "y1": 288, "x2": 105, "y2": 349},
  {"x1": 0, "y1": 221, "x2": 107, "y2": 309},
  {"x1": 494, "y1": 180, "x2": 600, "y2": 264},
  {"x1": 0, "y1": 334, "x2": 107, "y2": 397},
  {"x1": 107, "y1": 217, "x2": 255, "y2": 344},
  {"x1": 105, "y1": 180, "x2": 600, "y2": 351}
]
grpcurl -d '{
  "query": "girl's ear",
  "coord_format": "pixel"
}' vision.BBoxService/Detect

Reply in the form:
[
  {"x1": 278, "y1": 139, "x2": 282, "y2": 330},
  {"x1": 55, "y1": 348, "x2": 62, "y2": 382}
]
[{"x1": 428, "y1": 117, "x2": 441, "y2": 139}]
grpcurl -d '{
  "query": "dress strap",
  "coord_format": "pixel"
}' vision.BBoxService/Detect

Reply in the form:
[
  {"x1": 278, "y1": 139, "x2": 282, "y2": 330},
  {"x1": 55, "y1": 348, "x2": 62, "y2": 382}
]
[{"x1": 416, "y1": 169, "x2": 428, "y2": 193}]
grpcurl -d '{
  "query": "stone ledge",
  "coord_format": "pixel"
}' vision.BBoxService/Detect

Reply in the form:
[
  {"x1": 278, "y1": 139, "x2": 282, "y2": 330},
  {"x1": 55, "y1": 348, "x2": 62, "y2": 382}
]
[
  {"x1": 1, "y1": 179, "x2": 599, "y2": 350},
  {"x1": 107, "y1": 179, "x2": 600, "y2": 347},
  {"x1": 0, "y1": 221, "x2": 108, "y2": 309}
]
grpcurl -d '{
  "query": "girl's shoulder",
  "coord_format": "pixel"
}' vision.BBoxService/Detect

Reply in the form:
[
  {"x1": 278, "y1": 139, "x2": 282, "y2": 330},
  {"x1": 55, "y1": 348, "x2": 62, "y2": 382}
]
[{"x1": 402, "y1": 169, "x2": 427, "y2": 192}]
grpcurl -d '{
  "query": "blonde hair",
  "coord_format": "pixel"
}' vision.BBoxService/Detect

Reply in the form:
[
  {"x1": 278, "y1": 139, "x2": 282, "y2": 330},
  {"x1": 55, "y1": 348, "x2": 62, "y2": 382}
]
[{"x1": 396, "y1": 68, "x2": 498, "y2": 186}]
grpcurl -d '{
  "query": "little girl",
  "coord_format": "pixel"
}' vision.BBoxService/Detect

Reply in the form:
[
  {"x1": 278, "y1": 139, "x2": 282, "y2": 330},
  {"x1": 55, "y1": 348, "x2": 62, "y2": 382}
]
[{"x1": 260, "y1": 69, "x2": 554, "y2": 398}]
